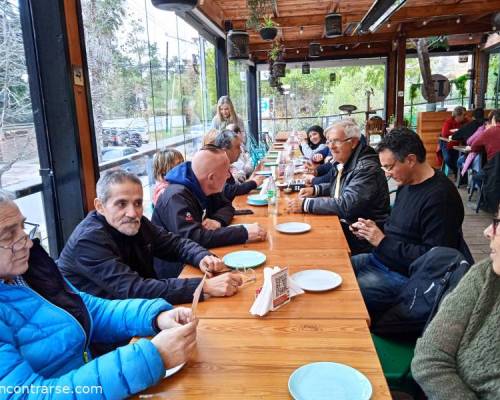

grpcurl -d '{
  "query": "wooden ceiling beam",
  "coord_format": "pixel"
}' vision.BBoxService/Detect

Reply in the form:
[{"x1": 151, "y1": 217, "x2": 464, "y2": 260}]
[
  {"x1": 197, "y1": 0, "x2": 225, "y2": 29},
  {"x1": 249, "y1": 21, "x2": 491, "y2": 52},
  {"x1": 226, "y1": 1, "x2": 500, "y2": 30}
]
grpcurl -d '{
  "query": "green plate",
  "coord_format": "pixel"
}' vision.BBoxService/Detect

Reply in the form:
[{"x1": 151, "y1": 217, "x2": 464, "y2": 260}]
[{"x1": 223, "y1": 250, "x2": 267, "y2": 269}]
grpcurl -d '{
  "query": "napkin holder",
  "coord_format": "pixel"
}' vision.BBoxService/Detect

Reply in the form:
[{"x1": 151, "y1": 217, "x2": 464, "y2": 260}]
[{"x1": 250, "y1": 266, "x2": 304, "y2": 317}]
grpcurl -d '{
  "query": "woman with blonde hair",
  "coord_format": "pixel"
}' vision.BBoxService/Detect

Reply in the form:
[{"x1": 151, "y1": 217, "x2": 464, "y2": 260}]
[
  {"x1": 152, "y1": 148, "x2": 184, "y2": 205},
  {"x1": 211, "y1": 96, "x2": 246, "y2": 141}
]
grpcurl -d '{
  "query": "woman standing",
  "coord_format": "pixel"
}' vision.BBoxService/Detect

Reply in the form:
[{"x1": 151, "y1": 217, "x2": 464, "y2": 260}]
[{"x1": 211, "y1": 96, "x2": 246, "y2": 142}]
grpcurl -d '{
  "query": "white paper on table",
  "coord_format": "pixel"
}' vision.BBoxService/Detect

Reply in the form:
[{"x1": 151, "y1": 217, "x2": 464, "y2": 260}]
[
  {"x1": 259, "y1": 178, "x2": 270, "y2": 196},
  {"x1": 250, "y1": 267, "x2": 304, "y2": 317}
]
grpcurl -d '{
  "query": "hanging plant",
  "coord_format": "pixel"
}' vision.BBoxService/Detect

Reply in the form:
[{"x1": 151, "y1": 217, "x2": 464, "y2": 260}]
[
  {"x1": 259, "y1": 16, "x2": 278, "y2": 41},
  {"x1": 246, "y1": 0, "x2": 276, "y2": 30},
  {"x1": 409, "y1": 83, "x2": 421, "y2": 101},
  {"x1": 267, "y1": 40, "x2": 281, "y2": 62}
]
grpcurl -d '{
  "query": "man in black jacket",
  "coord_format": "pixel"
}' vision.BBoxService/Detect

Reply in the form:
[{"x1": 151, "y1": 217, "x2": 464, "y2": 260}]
[
  {"x1": 287, "y1": 120, "x2": 390, "y2": 254},
  {"x1": 58, "y1": 170, "x2": 242, "y2": 305},
  {"x1": 214, "y1": 130, "x2": 264, "y2": 201},
  {"x1": 152, "y1": 147, "x2": 266, "y2": 249},
  {"x1": 350, "y1": 129, "x2": 471, "y2": 317}
]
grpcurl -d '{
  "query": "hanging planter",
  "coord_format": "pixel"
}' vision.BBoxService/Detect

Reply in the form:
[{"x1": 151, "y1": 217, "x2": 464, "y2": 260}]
[
  {"x1": 227, "y1": 30, "x2": 249, "y2": 60},
  {"x1": 269, "y1": 76, "x2": 279, "y2": 88},
  {"x1": 309, "y1": 42, "x2": 321, "y2": 58},
  {"x1": 302, "y1": 62, "x2": 310, "y2": 74},
  {"x1": 259, "y1": 16, "x2": 278, "y2": 41},
  {"x1": 260, "y1": 27, "x2": 278, "y2": 41},
  {"x1": 151, "y1": 0, "x2": 197, "y2": 12},
  {"x1": 273, "y1": 61, "x2": 286, "y2": 78},
  {"x1": 325, "y1": 13, "x2": 342, "y2": 38}
]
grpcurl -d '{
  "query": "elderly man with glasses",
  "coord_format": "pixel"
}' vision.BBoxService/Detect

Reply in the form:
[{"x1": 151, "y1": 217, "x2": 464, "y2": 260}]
[
  {"x1": 287, "y1": 120, "x2": 390, "y2": 254},
  {"x1": 0, "y1": 191, "x2": 198, "y2": 399}
]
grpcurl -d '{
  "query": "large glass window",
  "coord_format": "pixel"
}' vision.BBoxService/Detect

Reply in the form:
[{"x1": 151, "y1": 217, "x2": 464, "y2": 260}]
[
  {"x1": 485, "y1": 51, "x2": 499, "y2": 109},
  {"x1": 258, "y1": 60, "x2": 386, "y2": 134},
  {"x1": 81, "y1": 0, "x2": 216, "y2": 213},
  {"x1": 0, "y1": 0, "x2": 48, "y2": 247},
  {"x1": 404, "y1": 53, "x2": 473, "y2": 128},
  {"x1": 228, "y1": 60, "x2": 249, "y2": 132}
]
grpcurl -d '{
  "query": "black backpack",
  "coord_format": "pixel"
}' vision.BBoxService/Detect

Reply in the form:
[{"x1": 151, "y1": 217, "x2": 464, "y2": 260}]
[{"x1": 371, "y1": 247, "x2": 471, "y2": 338}]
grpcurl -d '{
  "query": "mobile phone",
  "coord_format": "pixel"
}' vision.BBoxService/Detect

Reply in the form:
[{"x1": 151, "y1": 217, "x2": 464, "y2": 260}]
[
  {"x1": 340, "y1": 218, "x2": 359, "y2": 232},
  {"x1": 235, "y1": 209, "x2": 254, "y2": 215}
]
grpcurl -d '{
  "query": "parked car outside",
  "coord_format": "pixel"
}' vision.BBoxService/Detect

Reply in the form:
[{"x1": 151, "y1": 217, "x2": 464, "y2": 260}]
[
  {"x1": 129, "y1": 127, "x2": 149, "y2": 143},
  {"x1": 101, "y1": 146, "x2": 147, "y2": 176}
]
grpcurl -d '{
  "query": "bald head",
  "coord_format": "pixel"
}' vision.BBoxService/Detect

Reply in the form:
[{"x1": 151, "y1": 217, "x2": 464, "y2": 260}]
[{"x1": 192, "y1": 148, "x2": 230, "y2": 195}]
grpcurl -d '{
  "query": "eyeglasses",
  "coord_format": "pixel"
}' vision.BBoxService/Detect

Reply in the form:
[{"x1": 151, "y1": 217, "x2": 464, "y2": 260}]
[
  {"x1": 381, "y1": 161, "x2": 398, "y2": 173},
  {"x1": 493, "y1": 218, "x2": 500, "y2": 236},
  {"x1": 0, "y1": 222, "x2": 39, "y2": 254},
  {"x1": 326, "y1": 137, "x2": 352, "y2": 146}
]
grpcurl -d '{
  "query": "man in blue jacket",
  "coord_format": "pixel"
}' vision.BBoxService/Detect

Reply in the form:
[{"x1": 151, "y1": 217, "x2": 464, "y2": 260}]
[
  {"x1": 0, "y1": 192, "x2": 197, "y2": 399},
  {"x1": 58, "y1": 170, "x2": 242, "y2": 305},
  {"x1": 152, "y1": 147, "x2": 266, "y2": 249}
]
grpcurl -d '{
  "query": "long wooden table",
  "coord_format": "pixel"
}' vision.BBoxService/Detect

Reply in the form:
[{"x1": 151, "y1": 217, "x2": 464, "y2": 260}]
[
  {"x1": 135, "y1": 150, "x2": 390, "y2": 399},
  {"x1": 134, "y1": 319, "x2": 391, "y2": 400},
  {"x1": 181, "y1": 248, "x2": 370, "y2": 322}
]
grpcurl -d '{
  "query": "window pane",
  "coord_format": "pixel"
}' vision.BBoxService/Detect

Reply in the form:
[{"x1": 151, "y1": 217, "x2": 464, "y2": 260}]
[
  {"x1": 485, "y1": 52, "x2": 499, "y2": 109},
  {"x1": 81, "y1": 0, "x2": 214, "y2": 214},
  {"x1": 229, "y1": 60, "x2": 249, "y2": 132},
  {"x1": 0, "y1": 0, "x2": 49, "y2": 248}
]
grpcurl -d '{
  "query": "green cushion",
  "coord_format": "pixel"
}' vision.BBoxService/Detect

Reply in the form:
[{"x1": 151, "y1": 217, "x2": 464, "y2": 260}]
[{"x1": 372, "y1": 334, "x2": 416, "y2": 382}]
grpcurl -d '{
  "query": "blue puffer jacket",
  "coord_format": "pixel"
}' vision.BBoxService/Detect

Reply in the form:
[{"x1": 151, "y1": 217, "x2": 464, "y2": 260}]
[{"x1": 0, "y1": 240, "x2": 172, "y2": 399}]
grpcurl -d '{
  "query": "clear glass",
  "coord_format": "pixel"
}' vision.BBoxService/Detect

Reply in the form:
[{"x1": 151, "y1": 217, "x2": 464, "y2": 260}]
[
  {"x1": 0, "y1": 1, "x2": 50, "y2": 250},
  {"x1": 229, "y1": 60, "x2": 249, "y2": 132},
  {"x1": 404, "y1": 53, "x2": 473, "y2": 129},
  {"x1": 485, "y1": 52, "x2": 499, "y2": 109},
  {"x1": 259, "y1": 60, "x2": 386, "y2": 135},
  {"x1": 81, "y1": 0, "x2": 217, "y2": 215}
]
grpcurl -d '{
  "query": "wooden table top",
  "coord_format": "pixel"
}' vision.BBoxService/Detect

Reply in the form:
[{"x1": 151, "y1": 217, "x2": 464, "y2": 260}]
[
  {"x1": 180, "y1": 248, "x2": 369, "y2": 323},
  {"x1": 134, "y1": 319, "x2": 391, "y2": 400},
  {"x1": 232, "y1": 190, "x2": 350, "y2": 252}
]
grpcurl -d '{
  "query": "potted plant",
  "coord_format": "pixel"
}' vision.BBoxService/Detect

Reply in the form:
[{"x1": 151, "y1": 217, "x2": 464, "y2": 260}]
[
  {"x1": 227, "y1": 30, "x2": 249, "y2": 60},
  {"x1": 325, "y1": 12, "x2": 342, "y2": 38},
  {"x1": 151, "y1": 0, "x2": 197, "y2": 12},
  {"x1": 260, "y1": 16, "x2": 278, "y2": 41},
  {"x1": 268, "y1": 42, "x2": 285, "y2": 77},
  {"x1": 453, "y1": 74, "x2": 469, "y2": 106},
  {"x1": 247, "y1": 0, "x2": 276, "y2": 30}
]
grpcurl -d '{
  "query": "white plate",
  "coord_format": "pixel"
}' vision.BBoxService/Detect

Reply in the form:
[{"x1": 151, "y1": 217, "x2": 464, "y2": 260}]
[
  {"x1": 291, "y1": 270, "x2": 342, "y2": 292},
  {"x1": 164, "y1": 362, "x2": 186, "y2": 378},
  {"x1": 275, "y1": 222, "x2": 311, "y2": 234}
]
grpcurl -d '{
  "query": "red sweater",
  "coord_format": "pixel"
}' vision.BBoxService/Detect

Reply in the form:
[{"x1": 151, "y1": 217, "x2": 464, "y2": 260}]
[
  {"x1": 470, "y1": 125, "x2": 500, "y2": 161},
  {"x1": 441, "y1": 116, "x2": 468, "y2": 138}
]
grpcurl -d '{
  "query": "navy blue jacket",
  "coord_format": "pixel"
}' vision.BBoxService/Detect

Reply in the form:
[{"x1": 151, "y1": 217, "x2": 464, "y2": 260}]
[
  {"x1": 58, "y1": 211, "x2": 210, "y2": 304},
  {"x1": 152, "y1": 162, "x2": 248, "y2": 248}
]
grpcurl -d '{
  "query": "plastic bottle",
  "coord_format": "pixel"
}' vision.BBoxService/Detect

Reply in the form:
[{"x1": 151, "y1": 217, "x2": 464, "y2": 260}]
[
  {"x1": 285, "y1": 159, "x2": 294, "y2": 184},
  {"x1": 267, "y1": 175, "x2": 278, "y2": 215}
]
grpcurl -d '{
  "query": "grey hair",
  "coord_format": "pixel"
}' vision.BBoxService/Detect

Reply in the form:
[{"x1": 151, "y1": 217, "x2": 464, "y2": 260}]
[
  {"x1": 0, "y1": 190, "x2": 15, "y2": 205},
  {"x1": 452, "y1": 106, "x2": 466, "y2": 118},
  {"x1": 214, "y1": 129, "x2": 238, "y2": 150},
  {"x1": 96, "y1": 170, "x2": 142, "y2": 204},
  {"x1": 325, "y1": 120, "x2": 361, "y2": 139}
]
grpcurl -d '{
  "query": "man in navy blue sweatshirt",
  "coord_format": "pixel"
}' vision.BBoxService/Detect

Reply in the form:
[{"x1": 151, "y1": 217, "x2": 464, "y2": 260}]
[{"x1": 350, "y1": 129, "x2": 472, "y2": 316}]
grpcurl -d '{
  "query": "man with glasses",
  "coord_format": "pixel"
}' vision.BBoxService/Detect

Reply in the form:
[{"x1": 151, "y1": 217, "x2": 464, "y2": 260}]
[
  {"x1": 287, "y1": 120, "x2": 390, "y2": 254},
  {"x1": 349, "y1": 128, "x2": 471, "y2": 317},
  {"x1": 0, "y1": 190, "x2": 199, "y2": 399}
]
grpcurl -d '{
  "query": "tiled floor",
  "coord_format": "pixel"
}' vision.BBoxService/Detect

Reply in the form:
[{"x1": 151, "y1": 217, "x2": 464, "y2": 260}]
[{"x1": 458, "y1": 185, "x2": 493, "y2": 264}]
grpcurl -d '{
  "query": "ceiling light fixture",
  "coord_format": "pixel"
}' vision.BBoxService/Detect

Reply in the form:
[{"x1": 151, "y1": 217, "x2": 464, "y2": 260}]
[
  {"x1": 387, "y1": 21, "x2": 391, "y2": 28},
  {"x1": 468, "y1": 33, "x2": 473, "y2": 40},
  {"x1": 456, "y1": 17, "x2": 461, "y2": 24},
  {"x1": 299, "y1": 26, "x2": 304, "y2": 35},
  {"x1": 355, "y1": 0, "x2": 407, "y2": 34}
]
